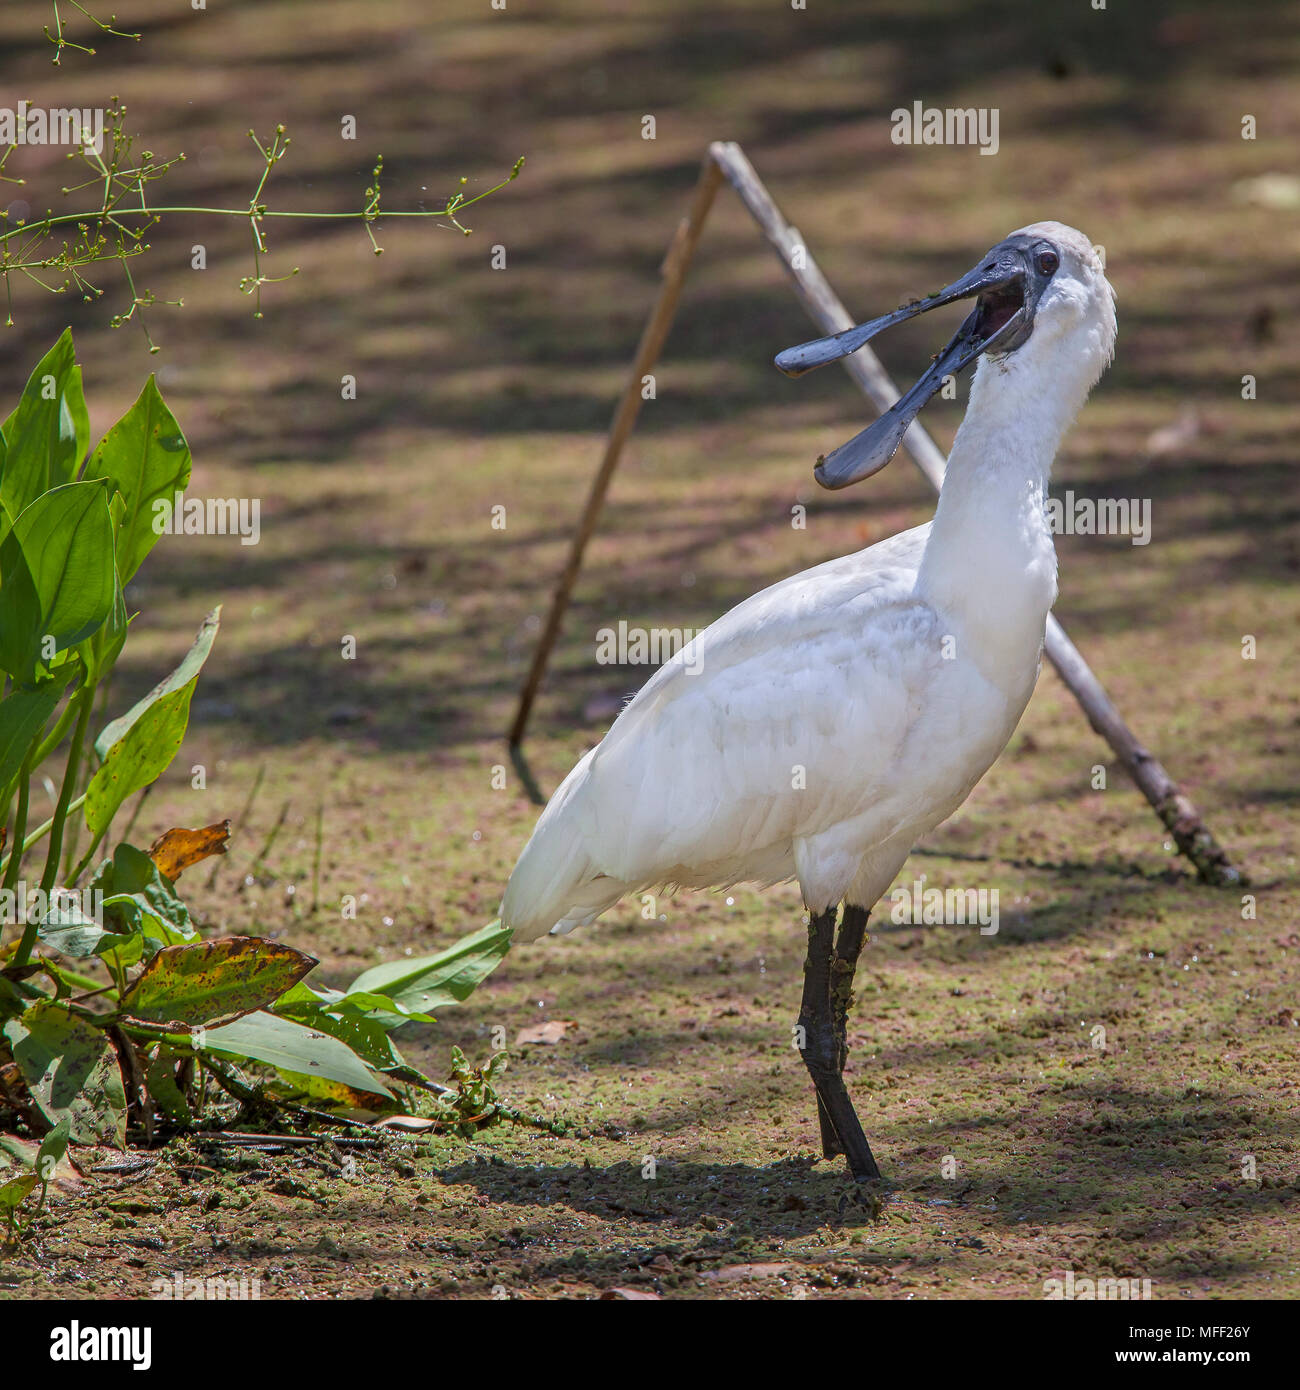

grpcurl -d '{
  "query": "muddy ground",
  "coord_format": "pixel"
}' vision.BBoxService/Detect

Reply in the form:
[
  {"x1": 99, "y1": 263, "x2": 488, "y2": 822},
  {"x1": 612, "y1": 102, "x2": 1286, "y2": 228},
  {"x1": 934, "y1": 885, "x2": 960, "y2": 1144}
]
[{"x1": 0, "y1": 0, "x2": 1297, "y2": 1299}]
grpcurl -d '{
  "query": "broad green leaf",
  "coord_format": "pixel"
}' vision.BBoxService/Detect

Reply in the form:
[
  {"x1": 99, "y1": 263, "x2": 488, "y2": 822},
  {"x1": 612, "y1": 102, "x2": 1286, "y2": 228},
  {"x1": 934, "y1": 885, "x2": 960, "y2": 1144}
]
[
  {"x1": 85, "y1": 607, "x2": 221, "y2": 834},
  {"x1": 273, "y1": 1067, "x2": 396, "y2": 1112},
  {"x1": 36, "y1": 891, "x2": 109, "y2": 958},
  {"x1": 0, "y1": 1173, "x2": 38, "y2": 1214},
  {"x1": 336, "y1": 991, "x2": 436, "y2": 1025},
  {"x1": 89, "y1": 842, "x2": 194, "y2": 939},
  {"x1": 3, "y1": 1000, "x2": 126, "y2": 1146},
  {"x1": 35, "y1": 1115, "x2": 72, "y2": 1184},
  {"x1": 194, "y1": 1010, "x2": 393, "y2": 1098},
  {"x1": 79, "y1": 491, "x2": 130, "y2": 686},
  {"x1": 0, "y1": 679, "x2": 70, "y2": 793},
  {"x1": 81, "y1": 376, "x2": 191, "y2": 585},
  {"x1": 0, "y1": 1126, "x2": 80, "y2": 1190},
  {"x1": 85, "y1": 690, "x2": 190, "y2": 835},
  {"x1": 0, "y1": 329, "x2": 89, "y2": 524},
  {"x1": 92, "y1": 606, "x2": 220, "y2": 761},
  {"x1": 0, "y1": 482, "x2": 115, "y2": 682},
  {"x1": 272, "y1": 999, "x2": 403, "y2": 1071},
  {"x1": 274, "y1": 983, "x2": 435, "y2": 1030},
  {"x1": 349, "y1": 919, "x2": 513, "y2": 1017},
  {"x1": 95, "y1": 912, "x2": 193, "y2": 972},
  {"x1": 269, "y1": 979, "x2": 343, "y2": 1010},
  {"x1": 118, "y1": 936, "x2": 317, "y2": 1029}
]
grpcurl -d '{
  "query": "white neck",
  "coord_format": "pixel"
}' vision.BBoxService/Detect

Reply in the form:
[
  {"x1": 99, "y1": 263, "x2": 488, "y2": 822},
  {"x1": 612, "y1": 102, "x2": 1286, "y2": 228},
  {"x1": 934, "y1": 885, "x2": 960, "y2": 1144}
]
[{"x1": 917, "y1": 349, "x2": 1092, "y2": 676}]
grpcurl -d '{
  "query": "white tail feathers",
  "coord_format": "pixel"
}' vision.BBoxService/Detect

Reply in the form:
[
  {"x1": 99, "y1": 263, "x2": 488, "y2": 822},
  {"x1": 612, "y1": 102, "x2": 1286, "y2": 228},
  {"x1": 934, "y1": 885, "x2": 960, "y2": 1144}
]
[{"x1": 499, "y1": 750, "x2": 630, "y2": 941}]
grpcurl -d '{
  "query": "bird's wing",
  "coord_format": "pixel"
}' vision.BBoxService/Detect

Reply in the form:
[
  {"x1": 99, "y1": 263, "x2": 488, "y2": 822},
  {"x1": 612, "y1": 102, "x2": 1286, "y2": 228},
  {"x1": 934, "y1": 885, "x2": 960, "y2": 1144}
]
[{"x1": 576, "y1": 524, "x2": 947, "y2": 885}]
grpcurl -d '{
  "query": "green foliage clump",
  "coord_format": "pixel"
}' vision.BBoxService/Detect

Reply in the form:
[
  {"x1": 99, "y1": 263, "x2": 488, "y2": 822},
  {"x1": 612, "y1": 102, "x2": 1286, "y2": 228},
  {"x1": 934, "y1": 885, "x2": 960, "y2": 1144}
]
[{"x1": 0, "y1": 332, "x2": 514, "y2": 1240}]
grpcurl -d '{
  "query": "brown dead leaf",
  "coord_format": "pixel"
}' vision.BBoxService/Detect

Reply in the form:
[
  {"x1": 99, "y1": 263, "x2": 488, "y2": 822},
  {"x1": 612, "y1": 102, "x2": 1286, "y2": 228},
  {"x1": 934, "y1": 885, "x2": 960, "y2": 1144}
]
[
  {"x1": 516, "y1": 1020, "x2": 577, "y2": 1046},
  {"x1": 148, "y1": 820, "x2": 232, "y2": 880}
]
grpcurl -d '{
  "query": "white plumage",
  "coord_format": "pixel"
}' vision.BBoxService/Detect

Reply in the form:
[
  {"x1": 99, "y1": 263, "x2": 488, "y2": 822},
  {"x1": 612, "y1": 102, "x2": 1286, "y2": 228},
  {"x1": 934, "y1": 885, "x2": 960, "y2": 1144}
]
[{"x1": 502, "y1": 221, "x2": 1116, "y2": 1178}]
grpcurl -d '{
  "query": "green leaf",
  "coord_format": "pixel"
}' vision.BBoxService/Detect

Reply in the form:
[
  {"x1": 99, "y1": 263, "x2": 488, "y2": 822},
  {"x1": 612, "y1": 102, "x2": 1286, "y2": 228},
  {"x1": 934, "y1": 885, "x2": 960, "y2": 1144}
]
[
  {"x1": 275, "y1": 983, "x2": 435, "y2": 1030},
  {"x1": 92, "y1": 607, "x2": 221, "y2": 762},
  {"x1": 78, "y1": 491, "x2": 130, "y2": 686},
  {"x1": 88, "y1": 843, "x2": 194, "y2": 939},
  {"x1": 0, "y1": 1125, "x2": 79, "y2": 1190},
  {"x1": 337, "y1": 991, "x2": 437, "y2": 1025},
  {"x1": 96, "y1": 912, "x2": 193, "y2": 973},
  {"x1": 0, "y1": 678, "x2": 71, "y2": 794},
  {"x1": 118, "y1": 936, "x2": 317, "y2": 1029},
  {"x1": 3, "y1": 1000, "x2": 126, "y2": 1146},
  {"x1": 35, "y1": 1115, "x2": 72, "y2": 1186},
  {"x1": 0, "y1": 482, "x2": 115, "y2": 682},
  {"x1": 36, "y1": 892, "x2": 109, "y2": 958},
  {"x1": 86, "y1": 842, "x2": 196, "y2": 965},
  {"x1": 348, "y1": 919, "x2": 513, "y2": 1017},
  {"x1": 273, "y1": 980, "x2": 343, "y2": 1010},
  {"x1": 194, "y1": 1010, "x2": 393, "y2": 1098},
  {"x1": 0, "y1": 329, "x2": 90, "y2": 526},
  {"x1": 84, "y1": 607, "x2": 220, "y2": 834},
  {"x1": 0, "y1": 1172, "x2": 39, "y2": 1214},
  {"x1": 81, "y1": 376, "x2": 192, "y2": 585},
  {"x1": 272, "y1": 1000, "x2": 403, "y2": 1071}
]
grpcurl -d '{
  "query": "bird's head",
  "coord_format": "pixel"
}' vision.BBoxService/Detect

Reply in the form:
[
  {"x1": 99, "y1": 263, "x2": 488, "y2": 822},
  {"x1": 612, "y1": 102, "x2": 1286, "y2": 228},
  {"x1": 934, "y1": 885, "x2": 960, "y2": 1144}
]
[{"x1": 775, "y1": 220, "x2": 1117, "y2": 489}]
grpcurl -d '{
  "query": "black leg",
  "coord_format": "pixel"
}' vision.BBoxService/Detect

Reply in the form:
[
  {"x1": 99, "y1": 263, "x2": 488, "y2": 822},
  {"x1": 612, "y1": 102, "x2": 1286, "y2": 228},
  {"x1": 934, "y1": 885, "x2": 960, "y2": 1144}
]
[
  {"x1": 800, "y1": 908, "x2": 843, "y2": 1158},
  {"x1": 816, "y1": 1093, "x2": 843, "y2": 1157},
  {"x1": 831, "y1": 903, "x2": 870, "y2": 1076},
  {"x1": 798, "y1": 904, "x2": 882, "y2": 1181}
]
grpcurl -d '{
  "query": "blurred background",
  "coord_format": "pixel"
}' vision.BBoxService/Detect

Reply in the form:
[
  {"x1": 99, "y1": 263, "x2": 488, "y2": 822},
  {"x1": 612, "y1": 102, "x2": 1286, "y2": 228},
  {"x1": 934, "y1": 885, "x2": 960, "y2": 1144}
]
[
  {"x1": 3, "y1": 0, "x2": 1297, "y2": 1031},
  {"x1": 1, "y1": 0, "x2": 1295, "y2": 985},
  {"x1": 3, "y1": 0, "x2": 1298, "y2": 1300}
]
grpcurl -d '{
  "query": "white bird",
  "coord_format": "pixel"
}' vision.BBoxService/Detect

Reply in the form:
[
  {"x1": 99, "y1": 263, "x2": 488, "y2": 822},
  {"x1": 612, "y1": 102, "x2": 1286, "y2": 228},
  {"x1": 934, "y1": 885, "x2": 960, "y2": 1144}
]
[{"x1": 502, "y1": 222, "x2": 1117, "y2": 1180}]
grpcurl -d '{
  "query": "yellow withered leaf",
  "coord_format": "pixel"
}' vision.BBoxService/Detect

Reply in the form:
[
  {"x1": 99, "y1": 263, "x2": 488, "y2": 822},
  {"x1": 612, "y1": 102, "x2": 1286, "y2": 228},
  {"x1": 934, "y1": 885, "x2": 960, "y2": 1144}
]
[{"x1": 148, "y1": 820, "x2": 232, "y2": 881}]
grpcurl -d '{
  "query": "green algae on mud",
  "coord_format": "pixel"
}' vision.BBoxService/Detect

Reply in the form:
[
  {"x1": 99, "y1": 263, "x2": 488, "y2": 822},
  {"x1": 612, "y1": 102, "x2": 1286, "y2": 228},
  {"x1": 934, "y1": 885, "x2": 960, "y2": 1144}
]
[{"x1": 1, "y1": 0, "x2": 1297, "y2": 1300}]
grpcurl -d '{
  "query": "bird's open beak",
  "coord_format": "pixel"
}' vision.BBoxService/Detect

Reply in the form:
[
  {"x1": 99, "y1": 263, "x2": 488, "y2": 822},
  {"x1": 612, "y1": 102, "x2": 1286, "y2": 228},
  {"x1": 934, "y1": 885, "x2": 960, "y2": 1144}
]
[{"x1": 775, "y1": 242, "x2": 1033, "y2": 489}]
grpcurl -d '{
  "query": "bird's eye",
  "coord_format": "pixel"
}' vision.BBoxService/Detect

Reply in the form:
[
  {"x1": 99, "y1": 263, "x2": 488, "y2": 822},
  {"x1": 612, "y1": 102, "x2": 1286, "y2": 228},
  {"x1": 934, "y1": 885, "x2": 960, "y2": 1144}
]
[{"x1": 1036, "y1": 249, "x2": 1060, "y2": 276}]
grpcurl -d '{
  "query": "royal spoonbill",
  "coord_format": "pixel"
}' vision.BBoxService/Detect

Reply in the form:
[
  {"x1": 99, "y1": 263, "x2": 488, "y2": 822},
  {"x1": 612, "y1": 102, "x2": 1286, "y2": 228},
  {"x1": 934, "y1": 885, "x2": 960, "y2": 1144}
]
[{"x1": 502, "y1": 222, "x2": 1116, "y2": 1180}]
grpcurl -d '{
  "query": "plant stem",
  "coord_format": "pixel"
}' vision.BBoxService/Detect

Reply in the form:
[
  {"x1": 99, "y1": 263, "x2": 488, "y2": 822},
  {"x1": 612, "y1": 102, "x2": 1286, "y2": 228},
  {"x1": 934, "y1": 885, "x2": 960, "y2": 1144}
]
[
  {"x1": 37, "y1": 684, "x2": 93, "y2": 898},
  {"x1": 1, "y1": 755, "x2": 32, "y2": 894},
  {"x1": 67, "y1": 823, "x2": 109, "y2": 888},
  {"x1": 21, "y1": 792, "x2": 87, "y2": 854},
  {"x1": 27, "y1": 692, "x2": 80, "y2": 771}
]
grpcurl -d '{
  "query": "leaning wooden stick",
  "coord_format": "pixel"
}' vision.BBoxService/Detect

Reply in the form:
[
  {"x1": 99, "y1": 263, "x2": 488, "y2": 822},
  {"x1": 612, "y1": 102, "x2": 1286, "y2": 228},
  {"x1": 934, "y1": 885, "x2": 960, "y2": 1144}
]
[
  {"x1": 508, "y1": 153, "x2": 724, "y2": 747},
  {"x1": 510, "y1": 139, "x2": 1242, "y2": 887},
  {"x1": 708, "y1": 140, "x2": 1242, "y2": 887}
]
